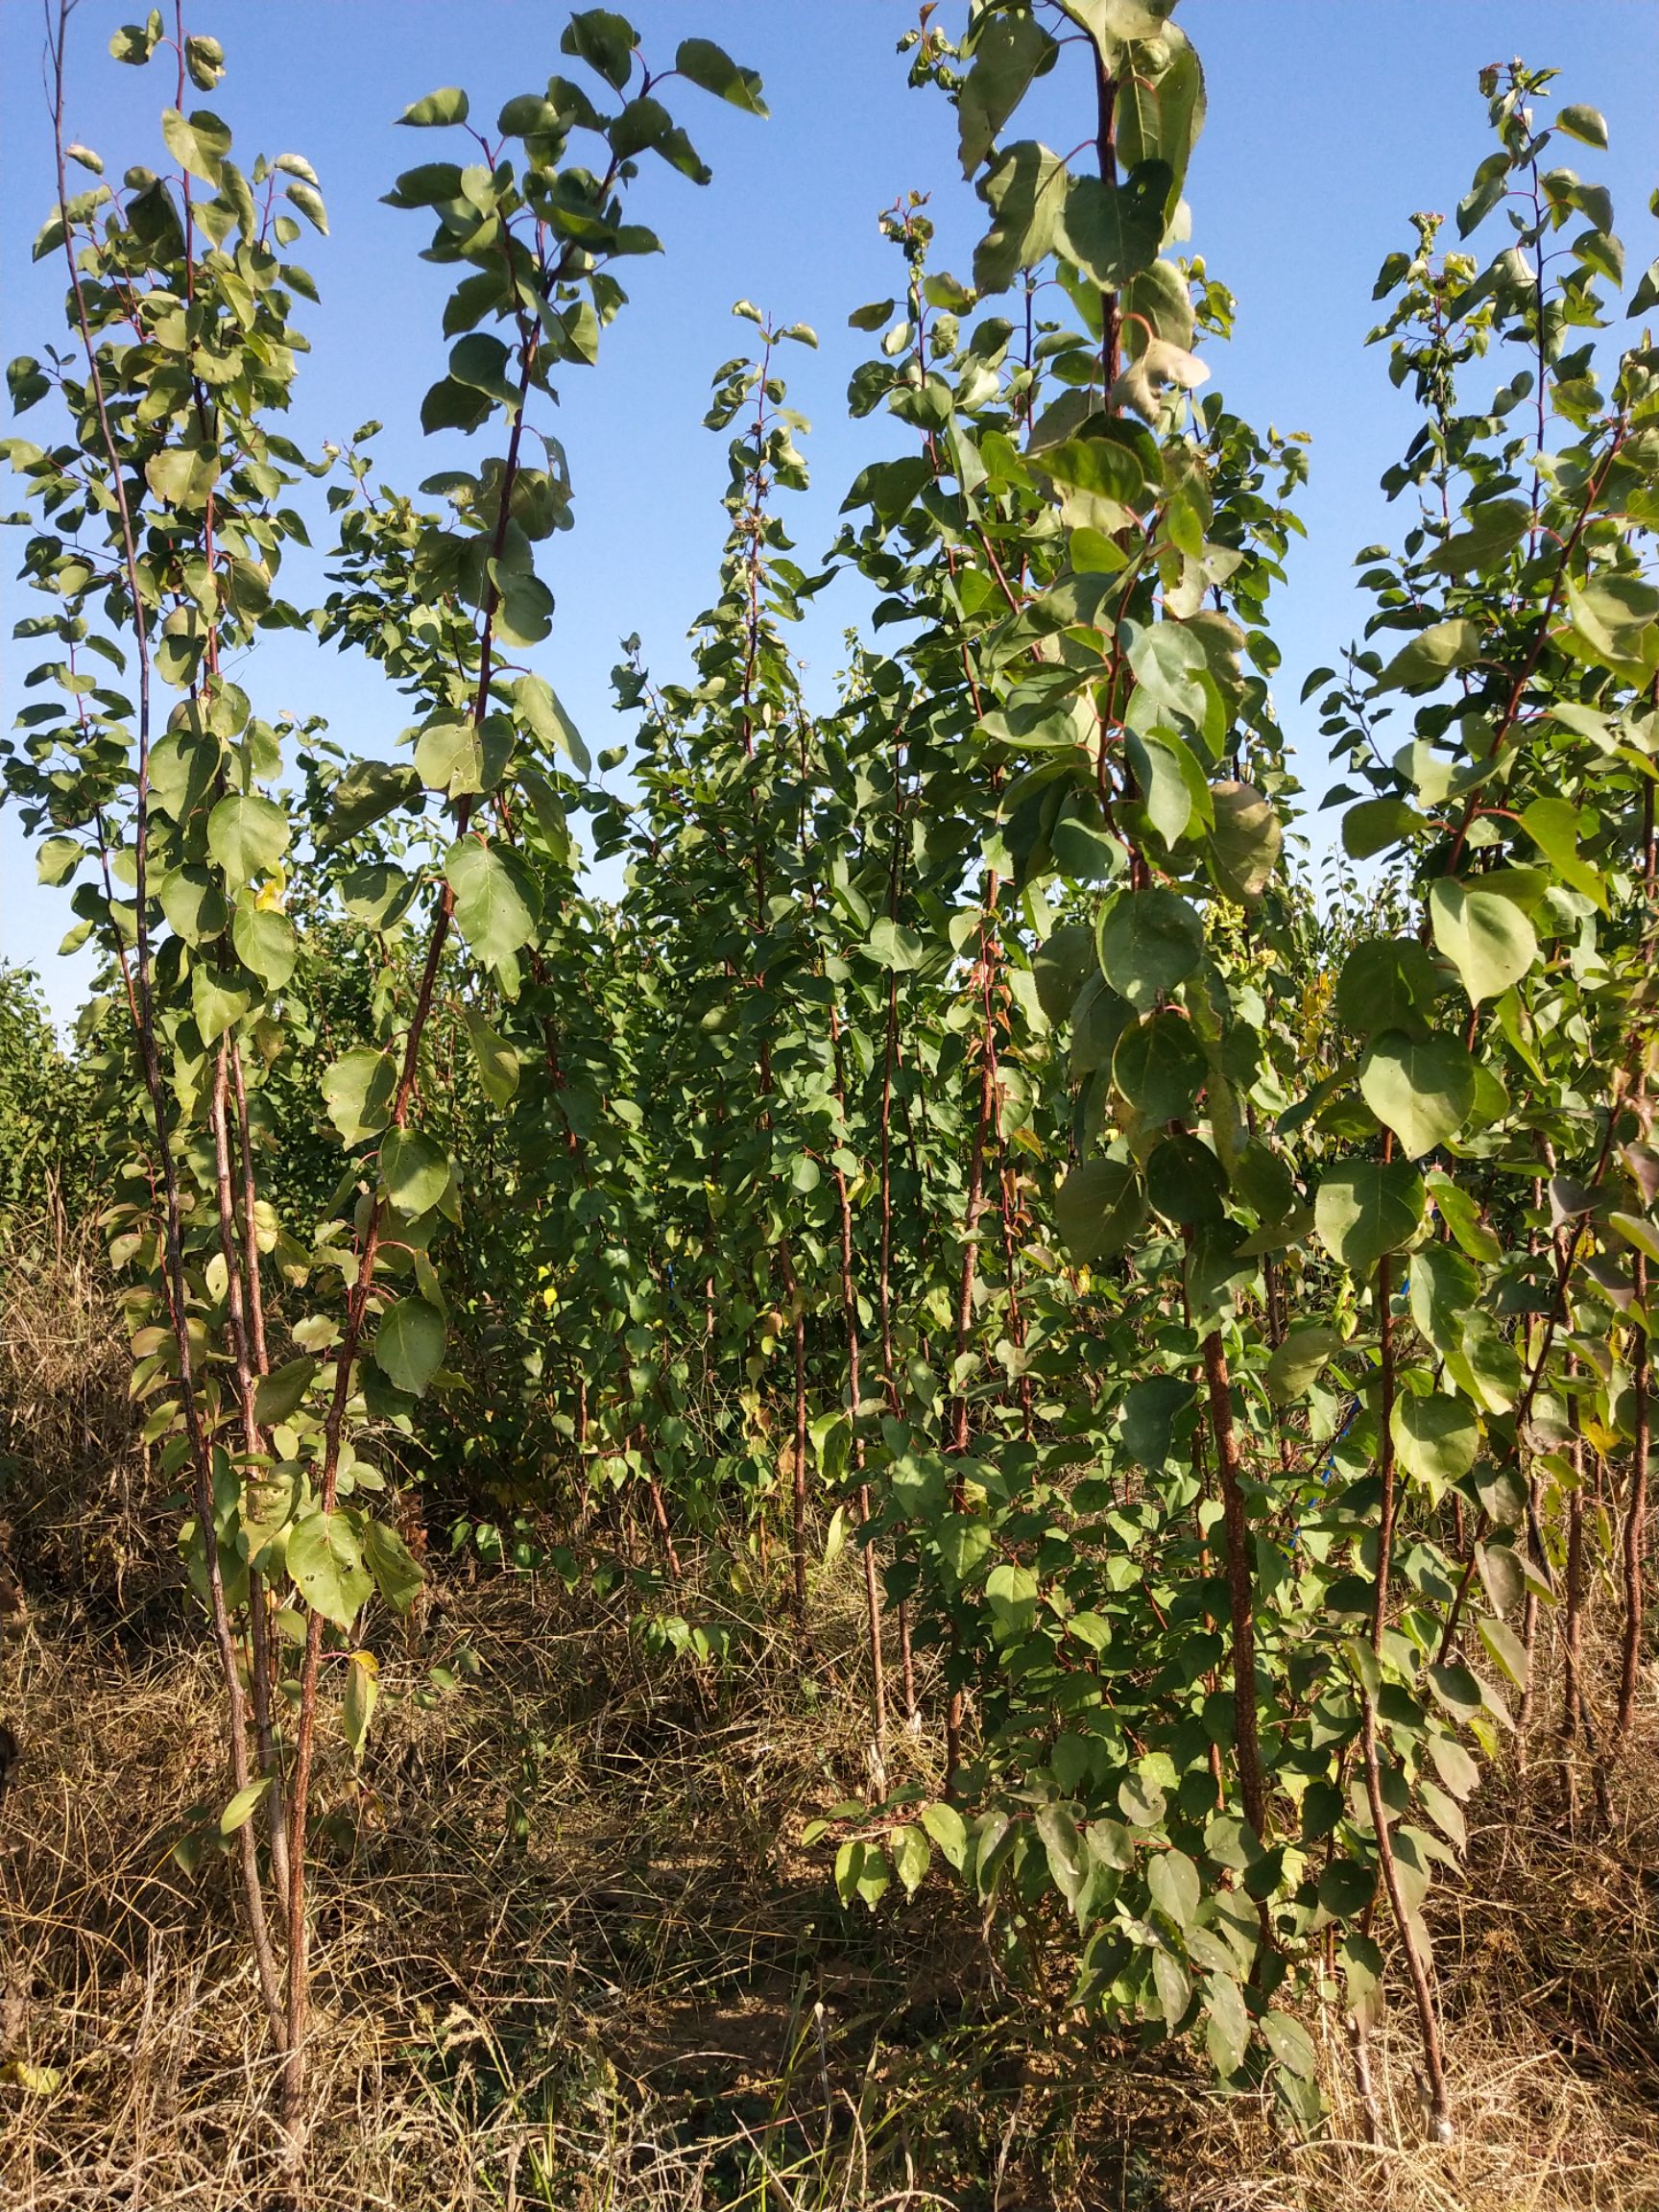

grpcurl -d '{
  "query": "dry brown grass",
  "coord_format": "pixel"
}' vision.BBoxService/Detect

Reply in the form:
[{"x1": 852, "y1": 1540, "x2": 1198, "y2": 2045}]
[
  {"x1": 4, "y1": 1242, "x2": 1659, "y2": 2209},
  {"x1": 5, "y1": 1562, "x2": 1659, "y2": 2212},
  {"x1": 0, "y1": 1217, "x2": 166, "y2": 1623}
]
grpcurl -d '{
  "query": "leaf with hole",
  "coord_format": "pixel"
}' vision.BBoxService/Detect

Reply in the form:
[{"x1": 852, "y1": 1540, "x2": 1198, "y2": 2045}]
[{"x1": 287, "y1": 1510, "x2": 372, "y2": 1629}]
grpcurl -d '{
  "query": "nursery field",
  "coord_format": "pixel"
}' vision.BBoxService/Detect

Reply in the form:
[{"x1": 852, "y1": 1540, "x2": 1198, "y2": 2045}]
[{"x1": 3, "y1": 3, "x2": 1659, "y2": 2205}]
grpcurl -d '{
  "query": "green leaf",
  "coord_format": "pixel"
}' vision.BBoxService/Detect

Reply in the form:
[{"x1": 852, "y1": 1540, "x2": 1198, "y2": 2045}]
[
  {"x1": 363, "y1": 1519, "x2": 424, "y2": 1613},
  {"x1": 1555, "y1": 103, "x2": 1608, "y2": 149},
  {"x1": 1373, "y1": 616, "x2": 1482, "y2": 691},
  {"x1": 1111, "y1": 1009, "x2": 1205, "y2": 1121},
  {"x1": 1317, "y1": 1856, "x2": 1376, "y2": 1917},
  {"x1": 191, "y1": 965, "x2": 253, "y2": 1044},
  {"x1": 1426, "y1": 1169, "x2": 1503, "y2": 1263},
  {"x1": 445, "y1": 838, "x2": 538, "y2": 967},
  {"x1": 1204, "y1": 1975, "x2": 1250, "y2": 2077},
  {"x1": 254, "y1": 1356, "x2": 316, "y2": 1430},
  {"x1": 322, "y1": 1046, "x2": 397, "y2": 1147},
  {"x1": 864, "y1": 918, "x2": 926, "y2": 972},
  {"x1": 109, "y1": 17, "x2": 162, "y2": 63},
  {"x1": 1342, "y1": 796, "x2": 1431, "y2": 860},
  {"x1": 421, "y1": 376, "x2": 493, "y2": 435},
  {"x1": 974, "y1": 139, "x2": 1070, "y2": 294},
  {"x1": 1055, "y1": 1158, "x2": 1147, "y2": 1265},
  {"x1": 464, "y1": 1007, "x2": 519, "y2": 1106},
  {"x1": 1034, "y1": 428, "x2": 1147, "y2": 513},
  {"x1": 1120, "y1": 1376, "x2": 1194, "y2": 1467},
  {"x1": 555, "y1": 12, "x2": 635, "y2": 88},
  {"x1": 8, "y1": 349, "x2": 51, "y2": 408},
  {"x1": 231, "y1": 904, "x2": 297, "y2": 990},
  {"x1": 1129, "y1": 622, "x2": 1209, "y2": 728},
  {"x1": 1035, "y1": 1801, "x2": 1089, "y2": 1910},
  {"x1": 1520, "y1": 797, "x2": 1606, "y2": 908},
  {"x1": 145, "y1": 444, "x2": 221, "y2": 509},
  {"x1": 1315, "y1": 1159, "x2": 1425, "y2": 1272},
  {"x1": 285, "y1": 180, "x2": 327, "y2": 235},
  {"x1": 220, "y1": 1776, "x2": 272, "y2": 1836},
  {"x1": 920, "y1": 1800, "x2": 969, "y2": 1869},
  {"x1": 1095, "y1": 886, "x2": 1204, "y2": 1009},
  {"x1": 1151, "y1": 1949, "x2": 1191, "y2": 2029},
  {"x1": 161, "y1": 106, "x2": 231, "y2": 186},
  {"x1": 1423, "y1": 498, "x2": 1530, "y2": 572},
  {"x1": 957, "y1": 11, "x2": 1055, "y2": 174},
  {"x1": 890, "y1": 1823, "x2": 930, "y2": 1895},
  {"x1": 675, "y1": 36, "x2": 768, "y2": 116},
  {"x1": 183, "y1": 33, "x2": 225, "y2": 90},
  {"x1": 985, "y1": 1560, "x2": 1039, "y2": 1637},
  {"x1": 492, "y1": 565, "x2": 554, "y2": 648},
  {"x1": 324, "y1": 758, "x2": 424, "y2": 846},
  {"x1": 1478, "y1": 1612, "x2": 1530, "y2": 1691},
  {"x1": 375, "y1": 1296, "x2": 445, "y2": 1398},
  {"x1": 1358, "y1": 1030, "x2": 1476, "y2": 1158},
  {"x1": 340, "y1": 863, "x2": 417, "y2": 934},
  {"x1": 206, "y1": 793, "x2": 289, "y2": 891},
  {"x1": 514, "y1": 673, "x2": 590, "y2": 776},
  {"x1": 1428, "y1": 1663, "x2": 1484, "y2": 1720},
  {"x1": 1032, "y1": 924, "x2": 1098, "y2": 1024},
  {"x1": 1408, "y1": 1241, "x2": 1479, "y2": 1355},
  {"x1": 1147, "y1": 1846, "x2": 1200, "y2": 1930},
  {"x1": 1428, "y1": 1732, "x2": 1481, "y2": 1802},
  {"x1": 380, "y1": 1129, "x2": 449, "y2": 1217},
  {"x1": 1262, "y1": 2009, "x2": 1317, "y2": 2080},
  {"x1": 288, "y1": 1510, "x2": 372, "y2": 1629},
  {"x1": 1391, "y1": 1391, "x2": 1479, "y2": 1501},
  {"x1": 415, "y1": 721, "x2": 487, "y2": 797},
  {"x1": 1207, "y1": 781, "x2": 1282, "y2": 905},
  {"x1": 1146, "y1": 1133, "x2": 1227, "y2": 1227},
  {"x1": 1335, "y1": 937, "x2": 1445, "y2": 1036},
  {"x1": 1430, "y1": 879, "x2": 1538, "y2": 1006},
  {"x1": 1060, "y1": 163, "x2": 1168, "y2": 289},
  {"x1": 343, "y1": 1650, "x2": 379, "y2": 1764},
  {"x1": 1265, "y1": 1322, "x2": 1342, "y2": 1405},
  {"x1": 398, "y1": 87, "x2": 470, "y2": 127},
  {"x1": 158, "y1": 865, "x2": 228, "y2": 945}
]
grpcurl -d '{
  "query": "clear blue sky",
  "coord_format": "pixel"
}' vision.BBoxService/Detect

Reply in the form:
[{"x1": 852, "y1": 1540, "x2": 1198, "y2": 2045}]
[{"x1": 3, "y1": 1, "x2": 1655, "y2": 1022}]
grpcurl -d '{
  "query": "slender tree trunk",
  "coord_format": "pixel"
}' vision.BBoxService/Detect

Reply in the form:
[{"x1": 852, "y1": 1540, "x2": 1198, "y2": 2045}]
[
  {"x1": 1199, "y1": 1329, "x2": 1264, "y2": 1835},
  {"x1": 1619, "y1": 1255, "x2": 1649, "y2": 1740},
  {"x1": 830, "y1": 1009, "x2": 887, "y2": 1786}
]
